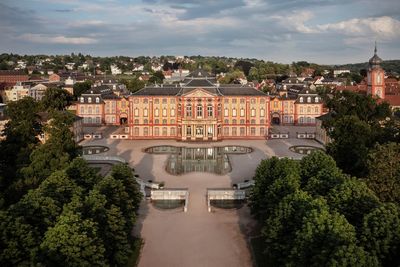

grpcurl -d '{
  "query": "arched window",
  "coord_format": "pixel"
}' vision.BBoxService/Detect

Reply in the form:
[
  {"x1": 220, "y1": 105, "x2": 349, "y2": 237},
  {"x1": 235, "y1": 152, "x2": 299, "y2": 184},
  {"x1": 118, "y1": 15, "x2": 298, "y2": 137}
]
[
  {"x1": 88, "y1": 97, "x2": 92, "y2": 103},
  {"x1": 299, "y1": 97, "x2": 303, "y2": 103},
  {"x1": 240, "y1": 108, "x2": 245, "y2": 117},
  {"x1": 80, "y1": 97, "x2": 84, "y2": 103},
  {"x1": 315, "y1": 96, "x2": 319, "y2": 103},
  {"x1": 307, "y1": 97, "x2": 311, "y2": 103},
  {"x1": 95, "y1": 97, "x2": 100, "y2": 103}
]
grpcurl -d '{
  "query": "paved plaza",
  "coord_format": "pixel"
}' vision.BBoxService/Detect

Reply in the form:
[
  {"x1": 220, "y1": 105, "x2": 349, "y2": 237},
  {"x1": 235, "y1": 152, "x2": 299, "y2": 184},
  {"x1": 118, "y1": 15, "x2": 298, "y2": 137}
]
[{"x1": 82, "y1": 131, "x2": 323, "y2": 267}]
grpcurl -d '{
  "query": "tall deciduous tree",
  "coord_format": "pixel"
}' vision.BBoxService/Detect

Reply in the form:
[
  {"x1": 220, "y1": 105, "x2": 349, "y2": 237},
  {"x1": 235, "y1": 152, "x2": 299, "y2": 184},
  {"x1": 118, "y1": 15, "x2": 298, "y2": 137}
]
[
  {"x1": 41, "y1": 87, "x2": 72, "y2": 111},
  {"x1": 365, "y1": 142, "x2": 400, "y2": 203}
]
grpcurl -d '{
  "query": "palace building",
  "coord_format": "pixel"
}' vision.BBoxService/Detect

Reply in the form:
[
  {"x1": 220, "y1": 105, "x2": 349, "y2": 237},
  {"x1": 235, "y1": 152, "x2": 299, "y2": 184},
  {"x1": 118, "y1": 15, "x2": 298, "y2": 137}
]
[{"x1": 76, "y1": 69, "x2": 325, "y2": 141}]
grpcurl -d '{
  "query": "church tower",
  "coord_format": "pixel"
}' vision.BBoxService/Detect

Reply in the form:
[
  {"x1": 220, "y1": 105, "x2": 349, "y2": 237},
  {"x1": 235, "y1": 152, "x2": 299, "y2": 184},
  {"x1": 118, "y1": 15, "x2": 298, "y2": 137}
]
[{"x1": 367, "y1": 42, "x2": 385, "y2": 99}]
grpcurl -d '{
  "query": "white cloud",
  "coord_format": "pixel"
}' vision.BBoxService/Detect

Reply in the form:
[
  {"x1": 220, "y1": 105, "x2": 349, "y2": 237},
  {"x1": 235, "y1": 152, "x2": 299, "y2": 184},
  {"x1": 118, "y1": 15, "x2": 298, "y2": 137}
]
[
  {"x1": 18, "y1": 34, "x2": 97, "y2": 44},
  {"x1": 271, "y1": 11, "x2": 319, "y2": 34},
  {"x1": 317, "y1": 16, "x2": 400, "y2": 39}
]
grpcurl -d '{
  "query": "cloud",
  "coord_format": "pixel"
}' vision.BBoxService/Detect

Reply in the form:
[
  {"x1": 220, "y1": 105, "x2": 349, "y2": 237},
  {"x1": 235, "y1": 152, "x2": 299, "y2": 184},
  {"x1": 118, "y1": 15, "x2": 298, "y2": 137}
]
[
  {"x1": 18, "y1": 34, "x2": 98, "y2": 44},
  {"x1": 271, "y1": 11, "x2": 319, "y2": 34},
  {"x1": 317, "y1": 16, "x2": 400, "y2": 39},
  {"x1": 54, "y1": 9, "x2": 73, "y2": 12}
]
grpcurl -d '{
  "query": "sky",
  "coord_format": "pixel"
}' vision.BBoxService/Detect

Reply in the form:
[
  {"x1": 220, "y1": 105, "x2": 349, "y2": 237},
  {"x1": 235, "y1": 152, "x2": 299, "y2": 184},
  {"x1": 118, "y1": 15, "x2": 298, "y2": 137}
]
[{"x1": 1, "y1": 0, "x2": 399, "y2": 64}]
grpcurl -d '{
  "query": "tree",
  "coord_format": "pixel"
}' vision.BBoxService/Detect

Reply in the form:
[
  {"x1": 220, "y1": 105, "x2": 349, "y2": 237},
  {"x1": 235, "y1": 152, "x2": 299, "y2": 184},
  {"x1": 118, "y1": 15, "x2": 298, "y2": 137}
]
[
  {"x1": 289, "y1": 208, "x2": 374, "y2": 267},
  {"x1": 365, "y1": 142, "x2": 400, "y2": 203},
  {"x1": 300, "y1": 151, "x2": 339, "y2": 186},
  {"x1": 73, "y1": 80, "x2": 92, "y2": 97},
  {"x1": 249, "y1": 157, "x2": 300, "y2": 220},
  {"x1": 41, "y1": 87, "x2": 72, "y2": 111},
  {"x1": 327, "y1": 177, "x2": 380, "y2": 229},
  {"x1": 360, "y1": 203, "x2": 400, "y2": 266},
  {"x1": 148, "y1": 71, "x2": 165, "y2": 84},
  {"x1": 326, "y1": 115, "x2": 372, "y2": 177},
  {"x1": 65, "y1": 157, "x2": 101, "y2": 191},
  {"x1": 40, "y1": 209, "x2": 107, "y2": 267}
]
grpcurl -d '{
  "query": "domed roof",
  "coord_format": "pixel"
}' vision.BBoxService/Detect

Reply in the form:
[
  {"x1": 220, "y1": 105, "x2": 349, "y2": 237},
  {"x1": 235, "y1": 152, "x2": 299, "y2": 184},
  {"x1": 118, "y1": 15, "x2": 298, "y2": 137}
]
[{"x1": 369, "y1": 43, "x2": 383, "y2": 68}]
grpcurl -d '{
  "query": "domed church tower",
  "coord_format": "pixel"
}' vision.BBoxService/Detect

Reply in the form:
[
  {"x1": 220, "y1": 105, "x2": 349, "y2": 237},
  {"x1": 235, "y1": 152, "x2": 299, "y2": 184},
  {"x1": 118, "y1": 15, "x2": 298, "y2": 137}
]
[{"x1": 367, "y1": 42, "x2": 385, "y2": 99}]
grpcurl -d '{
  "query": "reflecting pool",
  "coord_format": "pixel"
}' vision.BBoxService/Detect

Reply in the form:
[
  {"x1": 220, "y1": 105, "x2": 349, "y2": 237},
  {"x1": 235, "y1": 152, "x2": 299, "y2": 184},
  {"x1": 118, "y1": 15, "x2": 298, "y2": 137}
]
[
  {"x1": 145, "y1": 145, "x2": 252, "y2": 175},
  {"x1": 289, "y1": 145, "x2": 323, "y2": 155},
  {"x1": 152, "y1": 200, "x2": 185, "y2": 210}
]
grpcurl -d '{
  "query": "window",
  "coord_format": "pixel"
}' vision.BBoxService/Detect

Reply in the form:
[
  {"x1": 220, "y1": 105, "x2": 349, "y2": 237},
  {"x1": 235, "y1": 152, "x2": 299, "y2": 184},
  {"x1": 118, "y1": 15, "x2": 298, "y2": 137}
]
[
  {"x1": 186, "y1": 126, "x2": 192, "y2": 136},
  {"x1": 274, "y1": 101, "x2": 278, "y2": 108},
  {"x1": 232, "y1": 108, "x2": 237, "y2": 117},
  {"x1": 95, "y1": 106, "x2": 99, "y2": 114},
  {"x1": 232, "y1": 99, "x2": 237, "y2": 104},
  {"x1": 162, "y1": 119, "x2": 167, "y2": 124},
  {"x1": 154, "y1": 119, "x2": 159, "y2": 124},
  {"x1": 232, "y1": 119, "x2": 237, "y2": 124},
  {"x1": 96, "y1": 97, "x2": 100, "y2": 103},
  {"x1": 171, "y1": 109, "x2": 175, "y2": 116},
  {"x1": 207, "y1": 105, "x2": 213, "y2": 117},
  {"x1": 144, "y1": 119, "x2": 148, "y2": 124},
  {"x1": 134, "y1": 99, "x2": 139, "y2": 104},
  {"x1": 170, "y1": 98, "x2": 175, "y2": 104},
  {"x1": 260, "y1": 119, "x2": 265, "y2": 124},
  {"x1": 134, "y1": 108, "x2": 139, "y2": 116},
  {"x1": 186, "y1": 105, "x2": 192, "y2": 117},
  {"x1": 88, "y1": 97, "x2": 92, "y2": 103},
  {"x1": 80, "y1": 106, "x2": 84, "y2": 114},
  {"x1": 260, "y1": 127, "x2": 265, "y2": 136},
  {"x1": 251, "y1": 119, "x2": 256, "y2": 124},
  {"x1": 144, "y1": 127, "x2": 149, "y2": 136},
  {"x1": 171, "y1": 127, "x2": 176, "y2": 135},
  {"x1": 315, "y1": 97, "x2": 319, "y2": 103},
  {"x1": 162, "y1": 127, "x2": 167, "y2": 136},
  {"x1": 300, "y1": 107, "x2": 304, "y2": 113},
  {"x1": 307, "y1": 97, "x2": 311, "y2": 103},
  {"x1": 154, "y1": 98, "x2": 159, "y2": 104},
  {"x1": 240, "y1": 108, "x2": 245, "y2": 117},
  {"x1": 80, "y1": 97, "x2": 84, "y2": 103},
  {"x1": 240, "y1": 127, "x2": 245, "y2": 136},
  {"x1": 224, "y1": 127, "x2": 229, "y2": 135},
  {"x1": 232, "y1": 127, "x2": 237, "y2": 136},
  {"x1": 299, "y1": 97, "x2": 303, "y2": 103},
  {"x1": 251, "y1": 127, "x2": 256, "y2": 136},
  {"x1": 224, "y1": 108, "x2": 229, "y2": 117},
  {"x1": 251, "y1": 98, "x2": 256, "y2": 104},
  {"x1": 260, "y1": 98, "x2": 265, "y2": 104},
  {"x1": 162, "y1": 98, "x2": 167, "y2": 104},
  {"x1": 155, "y1": 108, "x2": 159, "y2": 117},
  {"x1": 299, "y1": 117, "x2": 304, "y2": 124},
  {"x1": 197, "y1": 104, "x2": 203, "y2": 117},
  {"x1": 162, "y1": 108, "x2": 167, "y2": 117},
  {"x1": 240, "y1": 98, "x2": 245, "y2": 104},
  {"x1": 251, "y1": 108, "x2": 256, "y2": 117},
  {"x1": 134, "y1": 119, "x2": 139, "y2": 124},
  {"x1": 144, "y1": 108, "x2": 148, "y2": 117},
  {"x1": 155, "y1": 127, "x2": 159, "y2": 135},
  {"x1": 224, "y1": 119, "x2": 229, "y2": 124},
  {"x1": 315, "y1": 107, "x2": 319, "y2": 113},
  {"x1": 260, "y1": 109, "x2": 265, "y2": 117},
  {"x1": 143, "y1": 98, "x2": 148, "y2": 104},
  {"x1": 134, "y1": 127, "x2": 139, "y2": 136},
  {"x1": 240, "y1": 119, "x2": 245, "y2": 124},
  {"x1": 224, "y1": 98, "x2": 229, "y2": 103}
]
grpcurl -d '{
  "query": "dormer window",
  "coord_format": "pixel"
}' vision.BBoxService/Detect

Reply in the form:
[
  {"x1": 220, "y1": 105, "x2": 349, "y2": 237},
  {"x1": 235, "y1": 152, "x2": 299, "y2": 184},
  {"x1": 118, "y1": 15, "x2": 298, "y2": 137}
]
[
  {"x1": 315, "y1": 97, "x2": 319, "y2": 103},
  {"x1": 88, "y1": 97, "x2": 92, "y2": 103},
  {"x1": 300, "y1": 97, "x2": 304, "y2": 103},
  {"x1": 307, "y1": 97, "x2": 311, "y2": 103},
  {"x1": 96, "y1": 97, "x2": 100, "y2": 103},
  {"x1": 80, "y1": 97, "x2": 84, "y2": 103}
]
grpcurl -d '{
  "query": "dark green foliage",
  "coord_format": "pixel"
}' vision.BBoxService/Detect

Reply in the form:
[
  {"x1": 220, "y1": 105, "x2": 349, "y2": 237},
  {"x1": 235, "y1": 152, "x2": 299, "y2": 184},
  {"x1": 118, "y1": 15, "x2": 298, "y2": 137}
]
[
  {"x1": 73, "y1": 80, "x2": 92, "y2": 97},
  {"x1": 323, "y1": 91, "x2": 396, "y2": 177},
  {"x1": 65, "y1": 157, "x2": 101, "y2": 190},
  {"x1": 41, "y1": 87, "x2": 72, "y2": 111},
  {"x1": 251, "y1": 152, "x2": 399, "y2": 267},
  {"x1": 360, "y1": 203, "x2": 400, "y2": 266},
  {"x1": 365, "y1": 142, "x2": 400, "y2": 203}
]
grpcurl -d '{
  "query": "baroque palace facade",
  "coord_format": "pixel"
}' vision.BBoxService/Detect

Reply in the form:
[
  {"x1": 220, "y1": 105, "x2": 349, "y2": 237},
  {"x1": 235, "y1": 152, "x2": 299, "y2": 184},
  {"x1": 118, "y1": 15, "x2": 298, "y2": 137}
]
[{"x1": 76, "y1": 69, "x2": 324, "y2": 141}]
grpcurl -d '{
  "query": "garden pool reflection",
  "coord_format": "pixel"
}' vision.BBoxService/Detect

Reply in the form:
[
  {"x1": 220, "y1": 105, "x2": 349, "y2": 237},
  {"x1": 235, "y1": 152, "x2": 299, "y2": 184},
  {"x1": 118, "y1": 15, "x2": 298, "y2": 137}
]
[{"x1": 145, "y1": 145, "x2": 252, "y2": 175}]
